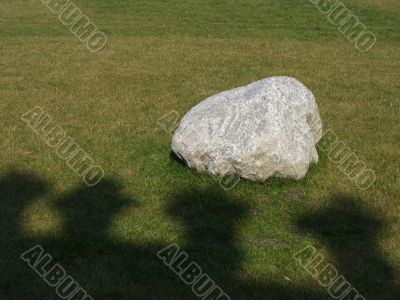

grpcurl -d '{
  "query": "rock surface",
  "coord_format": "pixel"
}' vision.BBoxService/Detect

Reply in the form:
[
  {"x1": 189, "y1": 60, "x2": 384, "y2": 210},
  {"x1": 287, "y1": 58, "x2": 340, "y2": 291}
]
[{"x1": 171, "y1": 76, "x2": 323, "y2": 181}]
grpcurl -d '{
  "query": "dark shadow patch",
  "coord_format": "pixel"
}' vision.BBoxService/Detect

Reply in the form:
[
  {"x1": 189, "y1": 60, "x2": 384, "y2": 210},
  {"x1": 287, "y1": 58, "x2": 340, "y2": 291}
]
[
  {"x1": 1, "y1": 171, "x2": 398, "y2": 300},
  {"x1": 169, "y1": 150, "x2": 187, "y2": 166},
  {"x1": 296, "y1": 194, "x2": 399, "y2": 298}
]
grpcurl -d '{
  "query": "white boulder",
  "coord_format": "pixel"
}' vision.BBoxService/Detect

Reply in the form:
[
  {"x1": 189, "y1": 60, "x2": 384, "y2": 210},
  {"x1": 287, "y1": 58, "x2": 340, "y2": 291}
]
[{"x1": 171, "y1": 76, "x2": 322, "y2": 181}]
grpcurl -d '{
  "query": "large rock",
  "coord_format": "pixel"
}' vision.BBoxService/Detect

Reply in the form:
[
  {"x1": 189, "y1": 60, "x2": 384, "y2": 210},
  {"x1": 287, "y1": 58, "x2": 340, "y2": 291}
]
[{"x1": 171, "y1": 76, "x2": 323, "y2": 181}]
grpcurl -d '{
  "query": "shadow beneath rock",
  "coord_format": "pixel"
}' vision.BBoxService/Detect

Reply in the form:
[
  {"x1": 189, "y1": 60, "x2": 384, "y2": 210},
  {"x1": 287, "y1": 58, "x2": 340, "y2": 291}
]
[{"x1": 169, "y1": 150, "x2": 187, "y2": 167}]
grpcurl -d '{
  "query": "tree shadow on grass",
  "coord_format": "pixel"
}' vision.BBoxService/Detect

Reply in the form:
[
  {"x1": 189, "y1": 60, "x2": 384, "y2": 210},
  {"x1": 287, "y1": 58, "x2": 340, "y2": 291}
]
[
  {"x1": 296, "y1": 194, "x2": 399, "y2": 299},
  {"x1": 0, "y1": 171, "x2": 398, "y2": 299}
]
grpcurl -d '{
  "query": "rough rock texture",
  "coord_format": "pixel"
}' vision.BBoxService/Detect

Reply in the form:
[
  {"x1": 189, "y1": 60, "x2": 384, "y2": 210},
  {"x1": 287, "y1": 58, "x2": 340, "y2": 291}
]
[{"x1": 171, "y1": 76, "x2": 323, "y2": 181}]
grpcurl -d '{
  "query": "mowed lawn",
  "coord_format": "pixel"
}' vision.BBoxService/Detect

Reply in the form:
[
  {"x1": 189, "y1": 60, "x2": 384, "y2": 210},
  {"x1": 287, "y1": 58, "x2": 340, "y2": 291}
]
[{"x1": 1, "y1": 0, "x2": 399, "y2": 299}]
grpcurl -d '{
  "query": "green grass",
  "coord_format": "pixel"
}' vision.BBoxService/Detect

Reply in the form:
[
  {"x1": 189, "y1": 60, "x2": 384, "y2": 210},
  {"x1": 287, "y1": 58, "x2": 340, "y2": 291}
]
[{"x1": 0, "y1": 0, "x2": 399, "y2": 299}]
